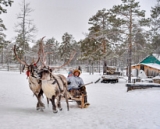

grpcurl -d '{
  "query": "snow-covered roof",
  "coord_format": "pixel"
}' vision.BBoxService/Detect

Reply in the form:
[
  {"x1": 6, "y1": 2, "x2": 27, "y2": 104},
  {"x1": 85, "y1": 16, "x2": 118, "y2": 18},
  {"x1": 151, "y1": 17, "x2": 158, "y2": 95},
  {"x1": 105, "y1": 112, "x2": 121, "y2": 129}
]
[
  {"x1": 107, "y1": 65, "x2": 117, "y2": 68},
  {"x1": 141, "y1": 63, "x2": 160, "y2": 70},
  {"x1": 131, "y1": 54, "x2": 160, "y2": 70},
  {"x1": 131, "y1": 64, "x2": 140, "y2": 67}
]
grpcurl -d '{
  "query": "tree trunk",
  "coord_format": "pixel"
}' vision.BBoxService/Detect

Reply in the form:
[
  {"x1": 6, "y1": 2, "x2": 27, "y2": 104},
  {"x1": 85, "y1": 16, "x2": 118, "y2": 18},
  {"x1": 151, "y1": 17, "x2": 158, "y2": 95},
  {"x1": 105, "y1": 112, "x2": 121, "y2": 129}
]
[{"x1": 128, "y1": 8, "x2": 132, "y2": 83}]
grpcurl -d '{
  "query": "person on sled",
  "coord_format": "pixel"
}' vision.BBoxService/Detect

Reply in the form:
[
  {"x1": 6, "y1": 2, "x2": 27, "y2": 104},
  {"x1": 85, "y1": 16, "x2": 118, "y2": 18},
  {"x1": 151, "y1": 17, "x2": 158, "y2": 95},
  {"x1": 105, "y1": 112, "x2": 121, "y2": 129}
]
[
  {"x1": 67, "y1": 69, "x2": 73, "y2": 77},
  {"x1": 67, "y1": 69, "x2": 90, "y2": 107}
]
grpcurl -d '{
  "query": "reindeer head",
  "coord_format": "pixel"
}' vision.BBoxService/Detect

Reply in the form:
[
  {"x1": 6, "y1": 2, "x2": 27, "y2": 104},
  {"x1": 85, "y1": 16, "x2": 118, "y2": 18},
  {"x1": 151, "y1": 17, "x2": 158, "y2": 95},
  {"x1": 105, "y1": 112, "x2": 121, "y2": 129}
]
[{"x1": 13, "y1": 45, "x2": 40, "y2": 77}]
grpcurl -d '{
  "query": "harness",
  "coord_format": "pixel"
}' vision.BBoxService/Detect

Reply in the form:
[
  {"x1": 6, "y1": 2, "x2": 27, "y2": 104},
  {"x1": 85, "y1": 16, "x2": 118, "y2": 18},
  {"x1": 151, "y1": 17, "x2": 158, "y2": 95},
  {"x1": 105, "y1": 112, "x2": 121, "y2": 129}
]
[
  {"x1": 26, "y1": 65, "x2": 37, "y2": 77},
  {"x1": 38, "y1": 68, "x2": 64, "y2": 93},
  {"x1": 29, "y1": 76, "x2": 38, "y2": 86},
  {"x1": 50, "y1": 74, "x2": 63, "y2": 93}
]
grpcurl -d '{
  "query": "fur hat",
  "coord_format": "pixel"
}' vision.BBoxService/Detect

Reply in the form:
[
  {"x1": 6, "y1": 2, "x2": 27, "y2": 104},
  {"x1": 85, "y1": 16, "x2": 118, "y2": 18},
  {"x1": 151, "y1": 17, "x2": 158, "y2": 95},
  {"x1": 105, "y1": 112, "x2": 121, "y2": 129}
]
[{"x1": 73, "y1": 69, "x2": 81, "y2": 76}]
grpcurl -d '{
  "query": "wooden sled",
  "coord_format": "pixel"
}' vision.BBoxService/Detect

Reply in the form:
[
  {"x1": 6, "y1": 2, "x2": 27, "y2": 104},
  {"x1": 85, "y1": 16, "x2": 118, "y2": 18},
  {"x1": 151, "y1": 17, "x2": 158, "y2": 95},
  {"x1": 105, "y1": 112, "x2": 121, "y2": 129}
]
[
  {"x1": 66, "y1": 82, "x2": 92, "y2": 108},
  {"x1": 67, "y1": 88, "x2": 86, "y2": 108}
]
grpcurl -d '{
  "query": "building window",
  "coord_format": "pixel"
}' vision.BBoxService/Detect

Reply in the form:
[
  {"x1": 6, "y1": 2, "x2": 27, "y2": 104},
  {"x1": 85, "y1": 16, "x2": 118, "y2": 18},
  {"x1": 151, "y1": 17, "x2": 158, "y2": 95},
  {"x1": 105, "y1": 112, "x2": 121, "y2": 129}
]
[{"x1": 140, "y1": 65, "x2": 144, "y2": 70}]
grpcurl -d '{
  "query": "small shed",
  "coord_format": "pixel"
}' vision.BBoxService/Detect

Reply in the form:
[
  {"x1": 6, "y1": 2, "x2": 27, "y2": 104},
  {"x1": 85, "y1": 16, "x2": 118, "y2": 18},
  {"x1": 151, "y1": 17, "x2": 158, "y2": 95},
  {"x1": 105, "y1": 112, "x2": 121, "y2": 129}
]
[{"x1": 131, "y1": 54, "x2": 160, "y2": 77}]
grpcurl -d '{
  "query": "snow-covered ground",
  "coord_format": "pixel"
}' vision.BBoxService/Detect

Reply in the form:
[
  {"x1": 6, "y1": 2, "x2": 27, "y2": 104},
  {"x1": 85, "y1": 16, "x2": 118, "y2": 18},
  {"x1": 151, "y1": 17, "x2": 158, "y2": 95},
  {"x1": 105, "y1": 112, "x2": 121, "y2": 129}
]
[{"x1": 0, "y1": 71, "x2": 160, "y2": 129}]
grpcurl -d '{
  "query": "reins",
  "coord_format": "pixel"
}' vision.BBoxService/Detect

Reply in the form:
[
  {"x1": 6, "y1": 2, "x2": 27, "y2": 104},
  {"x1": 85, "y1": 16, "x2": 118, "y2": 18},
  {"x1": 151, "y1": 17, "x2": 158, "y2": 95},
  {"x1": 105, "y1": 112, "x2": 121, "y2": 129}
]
[
  {"x1": 51, "y1": 75, "x2": 63, "y2": 93},
  {"x1": 42, "y1": 69, "x2": 63, "y2": 93}
]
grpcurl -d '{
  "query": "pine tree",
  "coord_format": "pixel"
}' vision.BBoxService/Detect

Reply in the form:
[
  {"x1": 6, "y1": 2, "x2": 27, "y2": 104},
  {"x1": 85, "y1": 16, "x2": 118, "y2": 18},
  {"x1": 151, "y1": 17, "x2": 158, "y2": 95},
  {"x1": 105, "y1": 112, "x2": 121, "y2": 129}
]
[
  {"x1": 59, "y1": 32, "x2": 77, "y2": 64},
  {"x1": 110, "y1": 0, "x2": 150, "y2": 82},
  {"x1": 45, "y1": 38, "x2": 59, "y2": 65},
  {"x1": 14, "y1": 0, "x2": 37, "y2": 51},
  {"x1": 150, "y1": 0, "x2": 160, "y2": 53},
  {"x1": 0, "y1": 0, "x2": 13, "y2": 64},
  {"x1": 88, "y1": 9, "x2": 118, "y2": 57}
]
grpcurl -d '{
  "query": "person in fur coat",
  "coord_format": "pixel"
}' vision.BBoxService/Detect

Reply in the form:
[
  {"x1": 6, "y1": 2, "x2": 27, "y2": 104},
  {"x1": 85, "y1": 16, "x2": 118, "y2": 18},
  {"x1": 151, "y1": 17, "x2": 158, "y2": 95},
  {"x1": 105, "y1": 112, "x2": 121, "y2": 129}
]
[{"x1": 67, "y1": 69, "x2": 90, "y2": 107}]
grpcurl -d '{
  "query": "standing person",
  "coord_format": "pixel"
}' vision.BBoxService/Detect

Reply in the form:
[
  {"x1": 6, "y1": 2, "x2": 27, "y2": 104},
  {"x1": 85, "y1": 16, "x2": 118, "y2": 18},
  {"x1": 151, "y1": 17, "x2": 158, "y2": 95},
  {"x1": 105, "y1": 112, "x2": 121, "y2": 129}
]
[
  {"x1": 67, "y1": 69, "x2": 90, "y2": 107},
  {"x1": 78, "y1": 66, "x2": 82, "y2": 73}
]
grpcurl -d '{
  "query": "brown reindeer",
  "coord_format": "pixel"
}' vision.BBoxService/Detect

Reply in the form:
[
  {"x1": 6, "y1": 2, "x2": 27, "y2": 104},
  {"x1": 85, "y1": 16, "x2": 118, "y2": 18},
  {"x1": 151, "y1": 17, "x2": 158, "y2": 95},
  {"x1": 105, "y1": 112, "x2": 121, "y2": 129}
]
[{"x1": 13, "y1": 44, "x2": 45, "y2": 110}]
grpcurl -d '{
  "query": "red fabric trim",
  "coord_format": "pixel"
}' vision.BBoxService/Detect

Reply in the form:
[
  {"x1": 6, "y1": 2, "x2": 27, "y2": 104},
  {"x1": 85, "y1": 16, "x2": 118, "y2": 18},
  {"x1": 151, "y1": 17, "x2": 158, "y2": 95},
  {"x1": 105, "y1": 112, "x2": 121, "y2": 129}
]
[{"x1": 26, "y1": 70, "x2": 30, "y2": 77}]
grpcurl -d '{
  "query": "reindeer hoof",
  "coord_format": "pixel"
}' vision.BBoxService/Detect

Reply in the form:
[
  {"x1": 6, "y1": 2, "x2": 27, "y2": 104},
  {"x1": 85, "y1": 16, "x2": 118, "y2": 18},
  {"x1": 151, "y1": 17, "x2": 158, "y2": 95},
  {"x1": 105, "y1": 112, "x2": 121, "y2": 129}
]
[
  {"x1": 59, "y1": 108, "x2": 62, "y2": 111},
  {"x1": 37, "y1": 105, "x2": 45, "y2": 110},
  {"x1": 53, "y1": 110, "x2": 58, "y2": 113},
  {"x1": 40, "y1": 103, "x2": 45, "y2": 109},
  {"x1": 41, "y1": 105, "x2": 45, "y2": 109},
  {"x1": 36, "y1": 106, "x2": 40, "y2": 110},
  {"x1": 40, "y1": 108, "x2": 44, "y2": 112},
  {"x1": 37, "y1": 106, "x2": 45, "y2": 111}
]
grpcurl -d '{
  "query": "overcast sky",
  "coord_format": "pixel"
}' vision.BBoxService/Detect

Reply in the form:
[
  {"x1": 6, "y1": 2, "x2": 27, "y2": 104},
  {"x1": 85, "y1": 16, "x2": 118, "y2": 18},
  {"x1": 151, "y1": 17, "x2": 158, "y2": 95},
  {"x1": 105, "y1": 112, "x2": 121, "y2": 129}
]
[{"x1": 1, "y1": 0, "x2": 157, "y2": 44}]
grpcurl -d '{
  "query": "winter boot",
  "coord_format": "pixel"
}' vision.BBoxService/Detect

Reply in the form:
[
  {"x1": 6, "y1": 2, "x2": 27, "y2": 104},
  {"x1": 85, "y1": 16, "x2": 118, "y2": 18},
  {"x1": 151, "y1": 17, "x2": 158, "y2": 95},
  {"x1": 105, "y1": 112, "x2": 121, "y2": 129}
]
[{"x1": 84, "y1": 96, "x2": 90, "y2": 108}]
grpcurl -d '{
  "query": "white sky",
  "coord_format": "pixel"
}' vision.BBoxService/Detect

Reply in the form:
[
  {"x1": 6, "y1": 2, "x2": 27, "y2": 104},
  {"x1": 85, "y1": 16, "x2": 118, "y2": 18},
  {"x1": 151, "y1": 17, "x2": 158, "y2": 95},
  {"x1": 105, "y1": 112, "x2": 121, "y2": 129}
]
[{"x1": 1, "y1": 0, "x2": 157, "y2": 43}]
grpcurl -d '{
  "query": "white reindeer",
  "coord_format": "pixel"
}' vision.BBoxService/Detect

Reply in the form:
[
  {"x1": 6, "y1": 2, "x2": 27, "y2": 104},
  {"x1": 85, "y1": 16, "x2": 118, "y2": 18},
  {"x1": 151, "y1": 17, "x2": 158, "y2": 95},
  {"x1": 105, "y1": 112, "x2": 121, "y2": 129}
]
[
  {"x1": 13, "y1": 44, "x2": 45, "y2": 110},
  {"x1": 36, "y1": 37, "x2": 76, "y2": 113},
  {"x1": 39, "y1": 68, "x2": 69, "y2": 113}
]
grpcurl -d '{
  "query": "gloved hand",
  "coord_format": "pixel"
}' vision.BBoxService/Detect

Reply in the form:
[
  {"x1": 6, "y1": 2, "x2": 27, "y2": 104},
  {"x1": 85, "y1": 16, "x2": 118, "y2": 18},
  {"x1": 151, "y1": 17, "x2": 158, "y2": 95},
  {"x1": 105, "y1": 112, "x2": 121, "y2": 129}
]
[
  {"x1": 78, "y1": 84, "x2": 82, "y2": 87},
  {"x1": 67, "y1": 81, "x2": 71, "y2": 85},
  {"x1": 78, "y1": 84, "x2": 85, "y2": 88}
]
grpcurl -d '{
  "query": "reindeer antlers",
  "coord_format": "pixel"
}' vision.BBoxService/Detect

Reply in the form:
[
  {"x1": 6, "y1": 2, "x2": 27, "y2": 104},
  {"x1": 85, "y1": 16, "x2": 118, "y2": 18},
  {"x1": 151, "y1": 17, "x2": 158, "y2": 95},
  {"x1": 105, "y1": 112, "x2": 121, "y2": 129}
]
[
  {"x1": 50, "y1": 51, "x2": 76, "y2": 70},
  {"x1": 13, "y1": 45, "x2": 40, "y2": 66},
  {"x1": 13, "y1": 36, "x2": 76, "y2": 69},
  {"x1": 13, "y1": 45, "x2": 29, "y2": 66},
  {"x1": 38, "y1": 36, "x2": 76, "y2": 70}
]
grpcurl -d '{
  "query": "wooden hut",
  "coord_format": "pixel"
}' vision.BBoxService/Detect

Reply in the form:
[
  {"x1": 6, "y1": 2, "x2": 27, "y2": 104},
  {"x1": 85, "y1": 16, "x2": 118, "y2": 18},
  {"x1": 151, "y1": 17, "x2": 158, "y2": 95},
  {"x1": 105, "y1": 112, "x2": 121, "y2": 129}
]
[{"x1": 131, "y1": 54, "x2": 160, "y2": 77}]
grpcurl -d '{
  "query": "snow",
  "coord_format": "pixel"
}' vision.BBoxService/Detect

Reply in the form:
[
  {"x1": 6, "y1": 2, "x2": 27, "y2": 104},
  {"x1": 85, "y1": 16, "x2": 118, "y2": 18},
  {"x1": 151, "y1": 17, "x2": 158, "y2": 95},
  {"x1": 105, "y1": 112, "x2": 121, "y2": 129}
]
[
  {"x1": 153, "y1": 76, "x2": 160, "y2": 79},
  {"x1": 0, "y1": 71, "x2": 160, "y2": 129},
  {"x1": 126, "y1": 82, "x2": 160, "y2": 86},
  {"x1": 141, "y1": 63, "x2": 160, "y2": 70},
  {"x1": 138, "y1": 70, "x2": 147, "y2": 79}
]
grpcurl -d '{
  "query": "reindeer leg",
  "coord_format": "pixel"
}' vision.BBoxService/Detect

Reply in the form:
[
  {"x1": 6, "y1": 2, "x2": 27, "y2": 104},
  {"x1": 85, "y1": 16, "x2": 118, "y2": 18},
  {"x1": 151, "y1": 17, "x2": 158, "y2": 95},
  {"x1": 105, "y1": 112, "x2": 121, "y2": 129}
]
[
  {"x1": 64, "y1": 90, "x2": 69, "y2": 111},
  {"x1": 57, "y1": 95, "x2": 62, "y2": 111},
  {"x1": 51, "y1": 95, "x2": 58, "y2": 113},
  {"x1": 38, "y1": 89, "x2": 45, "y2": 109},
  {"x1": 35, "y1": 94, "x2": 41, "y2": 110},
  {"x1": 36, "y1": 90, "x2": 45, "y2": 110}
]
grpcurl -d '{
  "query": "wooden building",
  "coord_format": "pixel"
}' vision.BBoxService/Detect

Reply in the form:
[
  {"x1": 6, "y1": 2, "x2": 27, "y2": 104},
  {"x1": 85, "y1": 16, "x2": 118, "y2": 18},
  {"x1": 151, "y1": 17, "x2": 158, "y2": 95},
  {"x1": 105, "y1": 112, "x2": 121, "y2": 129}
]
[{"x1": 131, "y1": 54, "x2": 160, "y2": 77}]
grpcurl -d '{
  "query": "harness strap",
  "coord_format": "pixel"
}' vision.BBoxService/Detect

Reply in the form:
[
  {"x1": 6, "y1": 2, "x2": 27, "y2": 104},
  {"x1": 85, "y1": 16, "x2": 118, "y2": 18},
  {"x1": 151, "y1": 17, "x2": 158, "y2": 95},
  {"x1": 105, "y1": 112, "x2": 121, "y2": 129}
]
[
  {"x1": 31, "y1": 75, "x2": 38, "y2": 78},
  {"x1": 51, "y1": 74, "x2": 63, "y2": 92},
  {"x1": 44, "y1": 69, "x2": 63, "y2": 93},
  {"x1": 29, "y1": 76, "x2": 37, "y2": 86},
  {"x1": 58, "y1": 75, "x2": 66, "y2": 87},
  {"x1": 52, "y1": 80, "x2": 56, "y2": 85}
]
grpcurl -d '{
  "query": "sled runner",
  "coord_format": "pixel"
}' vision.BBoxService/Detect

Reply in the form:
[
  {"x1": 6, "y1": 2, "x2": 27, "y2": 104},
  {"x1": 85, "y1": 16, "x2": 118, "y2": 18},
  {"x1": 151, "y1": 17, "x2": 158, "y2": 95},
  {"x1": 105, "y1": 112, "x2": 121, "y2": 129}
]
[{"x1": 67, "y1": 82, "x2": 92, "y2": 108}]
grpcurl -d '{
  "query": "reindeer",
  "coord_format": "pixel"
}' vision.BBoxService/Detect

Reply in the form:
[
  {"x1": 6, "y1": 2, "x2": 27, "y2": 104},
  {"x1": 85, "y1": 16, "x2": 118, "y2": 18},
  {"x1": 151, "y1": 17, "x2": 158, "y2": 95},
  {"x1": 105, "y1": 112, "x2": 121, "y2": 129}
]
[
  {"x1": 13, "y1": 44, "x2": 45, "y2": 110},
  {"x1": 37, "y1": 38, "x2": 76, "y2": 113},
  {"x1": 14, "y1": 37, "x2": 75, "y2": 113},
  {"x1": 38, "y1": 67, "x2": 69, "y2": 113}
]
